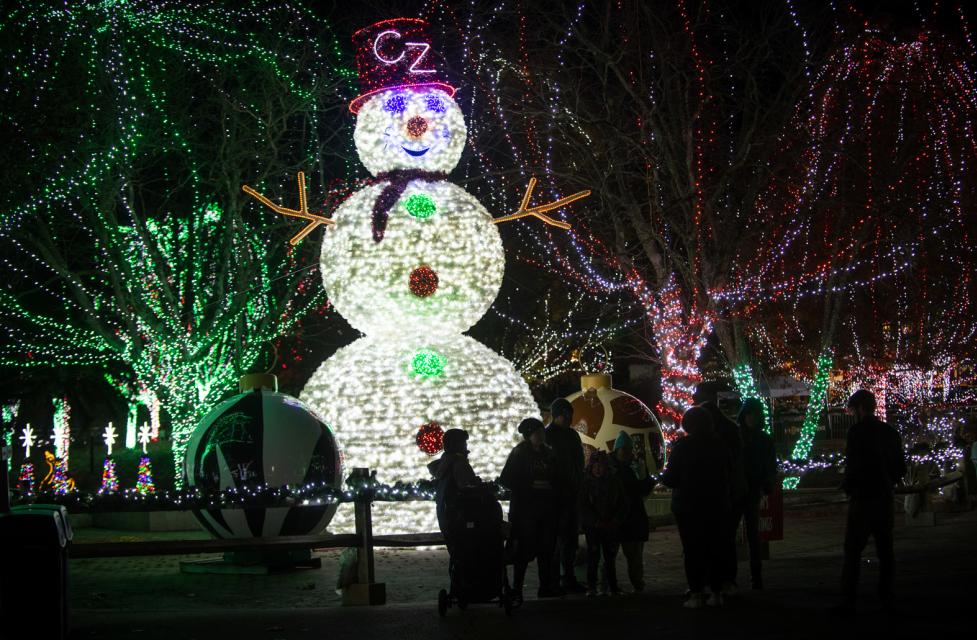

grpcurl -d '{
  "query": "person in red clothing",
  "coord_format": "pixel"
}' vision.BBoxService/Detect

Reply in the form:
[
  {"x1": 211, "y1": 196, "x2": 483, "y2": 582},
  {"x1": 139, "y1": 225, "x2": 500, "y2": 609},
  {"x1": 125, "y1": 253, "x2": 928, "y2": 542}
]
[{"x1": 835, "y1": 389, "x2": 907, "y2": 616}]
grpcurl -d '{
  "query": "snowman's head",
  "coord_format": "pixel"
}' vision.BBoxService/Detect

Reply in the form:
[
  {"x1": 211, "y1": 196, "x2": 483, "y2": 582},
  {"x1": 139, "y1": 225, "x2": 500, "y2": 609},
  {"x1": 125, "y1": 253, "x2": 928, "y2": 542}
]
[{"x1": 354, "y1": 88, "x2": 467, "y2": 176}]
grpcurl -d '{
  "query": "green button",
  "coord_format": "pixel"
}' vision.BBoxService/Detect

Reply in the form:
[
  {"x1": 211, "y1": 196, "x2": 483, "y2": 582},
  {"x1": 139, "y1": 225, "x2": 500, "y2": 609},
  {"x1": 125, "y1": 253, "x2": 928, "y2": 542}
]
[
  {"x1": 410, "y1": 349, "x2": 446, "y2": 378},
  {"x1": 403, "y1": 193, "x2": 437, "y2": 219}
]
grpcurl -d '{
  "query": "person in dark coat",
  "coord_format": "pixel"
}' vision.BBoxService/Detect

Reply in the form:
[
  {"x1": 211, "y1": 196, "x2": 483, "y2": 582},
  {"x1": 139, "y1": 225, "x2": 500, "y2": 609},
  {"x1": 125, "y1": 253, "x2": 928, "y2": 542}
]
[
  {"x1": 660, "y1": 406, "x2": 731, "y2": 608},
  {"x1": 499, "y1": 418, "x2": 563, "y2": 604},
  {"x1": 546, "y1": 397, "x2": 586, "y2": 592},
  {"x1": 579, "y1": 450, "x2": 627, "y2": 596},
  {"x1": 427, "y1": 429, "x2": 479, "y2": 544},
  {"x1": 836, "y1": 390, "x2": 906, "y2": 615},
  {"x1": 608, "y1": 431, "x2": 654, "y2": 592},
  {"x1": 694, "y1": 386, "x2": 746, "y2": 594},
  {"x1": 737, "y1": 398, "x2": 778, "y2": 589},
  {"x1": 427, "y1": 429, "x2": 479, "y2": 590}
]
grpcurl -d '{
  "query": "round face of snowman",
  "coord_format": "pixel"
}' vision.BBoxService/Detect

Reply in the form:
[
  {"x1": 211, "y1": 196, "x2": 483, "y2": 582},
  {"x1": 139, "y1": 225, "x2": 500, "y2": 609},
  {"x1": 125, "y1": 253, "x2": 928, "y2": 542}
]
[{"x1": 353, "y1": 88, "x2": 467, "y2": 175}]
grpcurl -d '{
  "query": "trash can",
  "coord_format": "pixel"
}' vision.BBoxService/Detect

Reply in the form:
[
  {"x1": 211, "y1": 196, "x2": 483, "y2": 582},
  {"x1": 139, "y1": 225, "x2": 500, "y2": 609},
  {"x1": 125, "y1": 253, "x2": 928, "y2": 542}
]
[{"x1": 0, "y1": 504, "x2": 73, "y2": 640}]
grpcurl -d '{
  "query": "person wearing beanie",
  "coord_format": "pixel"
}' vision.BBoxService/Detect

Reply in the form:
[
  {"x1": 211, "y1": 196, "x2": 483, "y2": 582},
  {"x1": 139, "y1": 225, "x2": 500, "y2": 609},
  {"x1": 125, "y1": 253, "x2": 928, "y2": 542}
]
[
  {"x1": 660, "y1": 406, "x2": 730, "y2": 608},
  {"x1": 545, "y1": 397, "x2": 586, "y2": 593},
  {"x1": 579, "y1": 450, "x2": 627, "y2": 596},
  {"x1": 500, "y1": 418, "x2": 563, "y2": 603},
  {"x1": 737, "y1": 398, "x2": 777, "y2": 589},
  {"x1": 607, "y1": 431, "x2": 655, "y2": 592},
  {"x1": 427, "y1": 428, "x2": 479, "y2": 552}
]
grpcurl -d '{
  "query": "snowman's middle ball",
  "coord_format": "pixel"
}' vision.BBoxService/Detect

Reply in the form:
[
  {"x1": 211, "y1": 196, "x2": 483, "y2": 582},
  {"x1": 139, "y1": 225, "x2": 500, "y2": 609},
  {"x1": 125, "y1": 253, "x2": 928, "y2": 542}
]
[{"x1": 322, "y1": 180, "x2": 505, "y2": 338}]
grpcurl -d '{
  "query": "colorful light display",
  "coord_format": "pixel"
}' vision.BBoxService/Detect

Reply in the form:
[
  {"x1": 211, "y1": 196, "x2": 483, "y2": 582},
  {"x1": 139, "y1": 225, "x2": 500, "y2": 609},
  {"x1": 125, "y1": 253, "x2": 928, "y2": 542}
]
[
  {"x1": 17, "y1": 463, "x2": 34, "y2": 494},
  {"x1": 99, "y1": 459, "x2": 120, "y2": 495},
  {"x1": 0, "y1": 3, "x2": 352, "y2": 487},
  {"x1": 135, "y1": 456, "x2": 156, "y2": 495},
  {"x1": 51, "y1": 456, "x2": 74, "y2": 496},
  {"x1": 52, "y1": 397, "x2": 71, "y2": 467}
]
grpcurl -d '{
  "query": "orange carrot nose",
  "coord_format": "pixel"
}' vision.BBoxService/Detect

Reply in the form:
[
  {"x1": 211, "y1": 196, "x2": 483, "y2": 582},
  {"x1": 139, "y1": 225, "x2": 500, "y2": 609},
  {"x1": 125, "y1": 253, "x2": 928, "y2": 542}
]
[{"x1": 406, "y1": 116, "x2": 428, "y2": 139}]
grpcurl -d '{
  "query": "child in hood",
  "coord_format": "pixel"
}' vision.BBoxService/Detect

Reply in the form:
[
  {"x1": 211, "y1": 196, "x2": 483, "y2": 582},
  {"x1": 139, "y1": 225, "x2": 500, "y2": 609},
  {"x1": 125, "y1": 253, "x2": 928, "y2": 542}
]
[{"x1": 579, "y1": 450, "x2": 628, "y2": 596}]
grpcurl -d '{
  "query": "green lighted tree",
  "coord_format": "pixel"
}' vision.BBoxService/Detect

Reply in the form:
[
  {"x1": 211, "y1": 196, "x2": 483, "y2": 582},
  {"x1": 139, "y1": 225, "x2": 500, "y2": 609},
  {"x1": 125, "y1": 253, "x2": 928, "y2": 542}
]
[{"x1": 0, "y1": 2, "x2": 355, "y2": 484}]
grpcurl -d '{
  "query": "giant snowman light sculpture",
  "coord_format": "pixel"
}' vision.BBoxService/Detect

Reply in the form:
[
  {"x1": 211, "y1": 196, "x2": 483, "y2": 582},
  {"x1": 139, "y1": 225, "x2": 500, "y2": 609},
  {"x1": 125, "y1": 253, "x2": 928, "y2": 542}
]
[{"x1": 244, "y1": 19, "x2": 589, "y2": 533}]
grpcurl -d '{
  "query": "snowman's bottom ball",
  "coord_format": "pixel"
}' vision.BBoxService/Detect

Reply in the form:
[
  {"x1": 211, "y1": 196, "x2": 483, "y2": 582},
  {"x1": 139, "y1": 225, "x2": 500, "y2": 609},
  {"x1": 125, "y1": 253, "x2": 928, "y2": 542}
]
[{"x1": 301, "y1": 334, "x2": 540, "y2": 534}]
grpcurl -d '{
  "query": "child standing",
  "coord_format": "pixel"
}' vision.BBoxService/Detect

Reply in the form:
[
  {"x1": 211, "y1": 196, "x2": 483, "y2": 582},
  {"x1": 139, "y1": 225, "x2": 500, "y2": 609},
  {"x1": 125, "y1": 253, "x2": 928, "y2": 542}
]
[{"x1": 579, "y1": 450, "x2": 628, "y2": 596}]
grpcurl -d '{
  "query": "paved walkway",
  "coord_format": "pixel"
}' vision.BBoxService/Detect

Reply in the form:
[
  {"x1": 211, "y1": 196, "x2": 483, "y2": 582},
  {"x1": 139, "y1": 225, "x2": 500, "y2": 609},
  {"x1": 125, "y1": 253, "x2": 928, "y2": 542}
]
[{"x1": 68, "y1": 504, "x2": 973, "y2": 638}]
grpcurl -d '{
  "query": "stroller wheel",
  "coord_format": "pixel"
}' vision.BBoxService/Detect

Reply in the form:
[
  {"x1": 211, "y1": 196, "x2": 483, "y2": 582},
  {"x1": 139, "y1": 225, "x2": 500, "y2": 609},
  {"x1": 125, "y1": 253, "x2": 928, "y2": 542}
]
[{"x1": 438, "y1": 589, "x2": 449, "y2": 617}]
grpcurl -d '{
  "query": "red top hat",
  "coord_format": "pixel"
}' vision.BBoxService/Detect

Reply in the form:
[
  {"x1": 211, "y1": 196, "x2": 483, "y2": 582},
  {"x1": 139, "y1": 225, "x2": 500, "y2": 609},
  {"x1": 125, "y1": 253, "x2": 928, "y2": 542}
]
[{"x1": 349, "y1": 18, "x2": 456, "y2": 114}]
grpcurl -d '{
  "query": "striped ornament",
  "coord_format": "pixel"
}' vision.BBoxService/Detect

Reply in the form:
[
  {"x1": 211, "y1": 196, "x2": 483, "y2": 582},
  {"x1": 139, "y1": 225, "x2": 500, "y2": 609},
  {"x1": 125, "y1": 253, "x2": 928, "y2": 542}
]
[{"x1": 184, "y1": 388, "x2": 343, "y2": 538}]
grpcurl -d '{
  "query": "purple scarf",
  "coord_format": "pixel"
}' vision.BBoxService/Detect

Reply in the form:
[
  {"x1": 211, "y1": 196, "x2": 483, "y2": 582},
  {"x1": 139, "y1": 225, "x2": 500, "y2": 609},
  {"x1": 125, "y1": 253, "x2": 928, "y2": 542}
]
[{"x1": 371, "y1": 170, "x2": 448, "y2": 242}]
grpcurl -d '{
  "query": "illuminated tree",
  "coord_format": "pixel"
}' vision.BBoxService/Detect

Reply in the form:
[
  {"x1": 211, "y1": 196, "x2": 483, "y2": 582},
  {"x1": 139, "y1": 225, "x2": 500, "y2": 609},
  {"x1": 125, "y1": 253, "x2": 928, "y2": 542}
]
[
  {"x1": 423, "y1": 0, "x2": 821, "y2": 427},
  {"x1": 0, "y1": 2, "x2": 353, "y2": 484},
  {"x1": 724, "y1": 10, "x2": 977, "y2": 480}
]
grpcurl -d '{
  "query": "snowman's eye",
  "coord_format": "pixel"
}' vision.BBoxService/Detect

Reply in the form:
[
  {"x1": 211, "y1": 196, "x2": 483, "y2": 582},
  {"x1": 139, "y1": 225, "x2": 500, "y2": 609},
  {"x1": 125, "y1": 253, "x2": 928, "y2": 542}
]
[
  {"x1": 425, "y1": 95, "x2": 446, "y2": 113},
  {"x1": 384, "y1": 95, "x2": 407, "y2": 114}
]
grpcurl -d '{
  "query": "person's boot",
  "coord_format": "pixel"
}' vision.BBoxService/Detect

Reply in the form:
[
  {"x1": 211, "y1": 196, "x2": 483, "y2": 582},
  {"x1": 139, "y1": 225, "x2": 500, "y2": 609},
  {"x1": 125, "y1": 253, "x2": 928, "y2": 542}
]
[
  {"x1": 562, "y1": 578, "x2": 586, "y2": 594},
  {"x1": 510, "y1": 588, "x2": 523, "y2": 608},
  {"x1": 537, "y1": 584, "x2": 566, "y2": 598},
  {"x1": 683, "y1": 592, "x2": 705, "y2": 609}
]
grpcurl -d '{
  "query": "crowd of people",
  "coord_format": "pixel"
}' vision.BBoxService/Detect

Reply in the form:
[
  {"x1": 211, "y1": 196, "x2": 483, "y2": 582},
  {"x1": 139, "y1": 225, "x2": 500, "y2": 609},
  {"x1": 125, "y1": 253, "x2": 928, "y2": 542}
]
[{"x1": 429, "y1": 386, "x2": 906, "y2": 613}]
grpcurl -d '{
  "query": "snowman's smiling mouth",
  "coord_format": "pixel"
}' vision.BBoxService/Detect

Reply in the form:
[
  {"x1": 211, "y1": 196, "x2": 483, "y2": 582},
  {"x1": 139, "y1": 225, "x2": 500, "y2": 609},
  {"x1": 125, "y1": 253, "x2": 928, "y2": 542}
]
[{"x1": 402, "y1": 146, "x2": 430, "y2": 157}]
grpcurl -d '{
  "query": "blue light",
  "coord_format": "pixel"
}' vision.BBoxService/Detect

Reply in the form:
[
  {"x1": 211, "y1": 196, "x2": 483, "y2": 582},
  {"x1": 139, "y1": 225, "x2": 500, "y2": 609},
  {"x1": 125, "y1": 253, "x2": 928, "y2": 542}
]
[
  {"x1": 384, "y1": 94, "x2": 407, "y2": 114},
  {"x1": 425, "y1": 95, "x2": 445, "y2": 113}
]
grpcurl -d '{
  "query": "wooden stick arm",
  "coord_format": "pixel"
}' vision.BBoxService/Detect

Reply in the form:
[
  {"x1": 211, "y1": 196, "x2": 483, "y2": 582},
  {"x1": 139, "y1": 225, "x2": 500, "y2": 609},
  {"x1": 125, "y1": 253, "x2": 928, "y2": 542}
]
[
  {"x1": 242, "y1": 171, "x2": 334, "y2": 246},
  {"x1": 492, "y1": 178, "x2": 590, "y2": 230}
]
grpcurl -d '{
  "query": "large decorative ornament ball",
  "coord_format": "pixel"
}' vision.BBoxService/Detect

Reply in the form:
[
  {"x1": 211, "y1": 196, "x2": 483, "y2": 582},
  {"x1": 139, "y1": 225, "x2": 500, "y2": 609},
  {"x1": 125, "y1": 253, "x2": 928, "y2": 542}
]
[
  {"x1": 184, "y1": 381, "x2": 343, "y2": 538},
  {"x1": 354, "y1": 88, "x2": 467, "y2": 175},
  {"x1": 415, "y1": 421, "x2": 444, "y2": 456},
  {"x1": 566, "y1": 374, "x2": 666, "y2": 474}
]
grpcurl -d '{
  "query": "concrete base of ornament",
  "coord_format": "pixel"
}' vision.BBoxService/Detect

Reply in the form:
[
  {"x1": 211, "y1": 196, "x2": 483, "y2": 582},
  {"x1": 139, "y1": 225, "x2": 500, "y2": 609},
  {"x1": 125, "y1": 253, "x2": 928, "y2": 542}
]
[
  {"x1": 905, "y1": 510, "x2": 936, "y2": 527},
  {"x1": 342, "y1": 582, "x2": 386, "y2": 606},
  {"x1": 179, "y1": 549, "x2": 322, "y2": 575},
  {"x1": 92, "y1": 510, "x2": 202, "y2": 532}
]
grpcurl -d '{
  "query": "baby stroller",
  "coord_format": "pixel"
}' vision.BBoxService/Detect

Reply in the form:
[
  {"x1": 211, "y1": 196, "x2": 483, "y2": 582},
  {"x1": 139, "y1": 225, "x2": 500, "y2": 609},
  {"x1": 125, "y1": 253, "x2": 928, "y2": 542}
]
[{"x1": 437, "y1": 483, "x2": 514, "y2": 616}]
